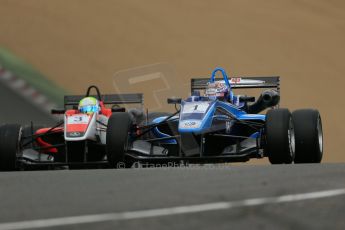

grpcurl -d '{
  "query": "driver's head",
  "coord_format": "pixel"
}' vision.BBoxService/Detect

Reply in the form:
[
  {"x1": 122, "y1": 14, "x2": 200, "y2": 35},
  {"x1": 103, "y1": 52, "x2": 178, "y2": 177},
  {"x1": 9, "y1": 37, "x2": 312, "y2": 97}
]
[
  {"x1": 78, "y1": 97, "x2": 100, "y2": 114},
  {"x1": 205, "y1": 81, "x2": 229, "y2": 100}
]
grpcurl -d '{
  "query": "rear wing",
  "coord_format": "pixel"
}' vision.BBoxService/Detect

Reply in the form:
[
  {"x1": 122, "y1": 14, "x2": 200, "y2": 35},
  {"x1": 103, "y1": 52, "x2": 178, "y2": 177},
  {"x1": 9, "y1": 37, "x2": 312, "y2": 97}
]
[
  {"x1": 64, "y1": 93, "x2": 143, "y2": 108},
  {"x1": 191, "y1": 76, "x2": 280, "y2": 94}
]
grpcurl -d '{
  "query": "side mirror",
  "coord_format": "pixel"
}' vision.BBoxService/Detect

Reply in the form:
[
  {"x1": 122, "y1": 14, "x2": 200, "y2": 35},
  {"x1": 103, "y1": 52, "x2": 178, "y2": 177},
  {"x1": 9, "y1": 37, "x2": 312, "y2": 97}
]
[
  {"x1": 111, "y1": 107, "x2": 126, "y2": 112},
  {"x1": 51, "y1": 108, "x2": 66, "y2": 114},
  {"x1": 239, "y1": 96, "x2": 255, "y2": 103},
  {"x1": 167, "y1": 98, "x2": 182, "y2": 105}
]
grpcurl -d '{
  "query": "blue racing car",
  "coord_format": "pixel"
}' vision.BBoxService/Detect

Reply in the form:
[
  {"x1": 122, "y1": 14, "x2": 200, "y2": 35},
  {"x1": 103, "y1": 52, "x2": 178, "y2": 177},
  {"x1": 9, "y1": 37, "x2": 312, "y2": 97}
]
[{"x1": 106, "y1": 67, "x2": 323, "y2": 167}]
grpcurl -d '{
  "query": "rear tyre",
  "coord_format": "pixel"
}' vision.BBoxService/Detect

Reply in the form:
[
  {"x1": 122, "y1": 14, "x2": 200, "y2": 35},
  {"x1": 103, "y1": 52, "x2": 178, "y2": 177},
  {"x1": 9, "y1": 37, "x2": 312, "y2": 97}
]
[
  {"x1": 292, "y1": 109, "x2": 323, "y2": 163},
  {"x1": 0, "y1": 124, "x2": 22, "y2": 171},
  {"x1": 265, "y1": 109, "x2": 295, "y2": 164},
  {"x1": 106, "y1": 112, "x2": 132, "y2": 168}
]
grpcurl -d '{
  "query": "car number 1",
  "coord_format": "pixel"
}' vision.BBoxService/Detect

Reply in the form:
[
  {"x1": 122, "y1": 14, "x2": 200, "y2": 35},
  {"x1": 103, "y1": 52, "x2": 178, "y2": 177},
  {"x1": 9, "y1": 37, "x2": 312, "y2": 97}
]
[{"x1": 183, "y1": 103, "x2": 209, "y2": 113}]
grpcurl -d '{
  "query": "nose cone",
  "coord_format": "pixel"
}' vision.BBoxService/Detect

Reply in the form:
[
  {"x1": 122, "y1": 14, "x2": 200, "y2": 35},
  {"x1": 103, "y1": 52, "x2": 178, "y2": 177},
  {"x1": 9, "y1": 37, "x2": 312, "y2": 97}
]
[
  {"x1": 178, "y1": 100, "x2": 215, "y2": 133},
  {"x1": 65, "y1": 113, "x2": 94, "y2": 141}
]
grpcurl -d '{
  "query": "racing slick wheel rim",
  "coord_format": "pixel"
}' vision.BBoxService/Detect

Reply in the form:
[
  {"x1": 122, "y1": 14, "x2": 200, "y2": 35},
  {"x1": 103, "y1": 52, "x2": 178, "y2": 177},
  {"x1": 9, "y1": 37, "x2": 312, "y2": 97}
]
[
  {"x1": 288, "y1": 118, "x2": 296, "y2": 159},
  {"x1": 317, "y1": 116, "x2": 323, "y2": 155}
]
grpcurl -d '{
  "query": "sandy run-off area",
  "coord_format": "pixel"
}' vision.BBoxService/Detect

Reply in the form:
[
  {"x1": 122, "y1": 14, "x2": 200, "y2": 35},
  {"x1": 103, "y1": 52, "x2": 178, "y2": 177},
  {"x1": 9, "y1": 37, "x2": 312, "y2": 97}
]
[{"x1": 0, "y1": 0, "x2": 344, "y2": 162}]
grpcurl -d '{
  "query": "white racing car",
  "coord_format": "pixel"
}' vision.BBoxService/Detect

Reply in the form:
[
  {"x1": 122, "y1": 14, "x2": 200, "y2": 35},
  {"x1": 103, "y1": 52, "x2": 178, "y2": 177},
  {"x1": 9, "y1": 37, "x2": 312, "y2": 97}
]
[{"x1": 0, "y1": 86, "x2": 144, "y2": 170}]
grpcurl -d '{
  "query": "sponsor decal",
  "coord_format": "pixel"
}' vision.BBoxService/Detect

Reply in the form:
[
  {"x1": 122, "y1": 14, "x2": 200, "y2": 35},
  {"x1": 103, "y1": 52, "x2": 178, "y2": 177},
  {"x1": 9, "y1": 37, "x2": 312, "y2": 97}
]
[
  {"x1": 69, "y1": 132, "x2": 81, "y2": 137},
  {"x1": 217, "y1": 78, "x2": 265, "y2": 86},
  {"x1": 185, "y1": 121, "x2": 197, "y2": 126},
  {"x1": 180, "y1": 120, "x2": 201, "y2": 129},
  {"x1": 66, "y1": 132, "x2": 85, "y2": 138},
  {"x1": 226, "y1": 121, "x2": 231, "y2": 133},
  {"x1": 230, "y1": 78, "x2": 242, "y2": 84},
  {"x1": 229, "y1": 78, "x2": 265, "y2": 85}
]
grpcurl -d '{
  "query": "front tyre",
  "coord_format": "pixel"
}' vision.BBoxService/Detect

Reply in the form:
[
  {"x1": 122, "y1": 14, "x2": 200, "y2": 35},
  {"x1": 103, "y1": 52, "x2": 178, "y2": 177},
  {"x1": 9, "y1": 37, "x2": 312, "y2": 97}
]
[
  {"x1": 0, "y1": 124, "x2": 22, "y2": 171},
  {"x1": 106, "y1": 112, "x2": 132, "y2": 168},
  {"x1": 265, "y1": 109, "x2": 295, "y2": 164},
  {"x1": 292, "y1": 109, "x2": 323, "y2": 163}
]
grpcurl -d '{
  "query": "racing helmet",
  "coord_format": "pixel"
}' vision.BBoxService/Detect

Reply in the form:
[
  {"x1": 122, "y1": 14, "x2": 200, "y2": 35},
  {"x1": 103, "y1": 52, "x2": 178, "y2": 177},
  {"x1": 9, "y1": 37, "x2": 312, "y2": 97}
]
[
  {"x1": 205, "y1": 81, "x2": 230, "y2": 100},
  {"x1": 78, "y1": 97, "x2": 100, "y2": 114}
]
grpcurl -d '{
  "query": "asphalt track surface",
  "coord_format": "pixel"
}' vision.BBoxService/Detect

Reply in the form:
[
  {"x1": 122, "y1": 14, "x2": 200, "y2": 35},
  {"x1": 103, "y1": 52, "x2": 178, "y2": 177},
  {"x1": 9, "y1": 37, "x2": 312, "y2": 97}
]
[
  {"x1": 0, "y1": 163, "x2": 344, "y2": 230},
  {"x1": 0, "y1": 83, "x2": 55, "y2": 125}
]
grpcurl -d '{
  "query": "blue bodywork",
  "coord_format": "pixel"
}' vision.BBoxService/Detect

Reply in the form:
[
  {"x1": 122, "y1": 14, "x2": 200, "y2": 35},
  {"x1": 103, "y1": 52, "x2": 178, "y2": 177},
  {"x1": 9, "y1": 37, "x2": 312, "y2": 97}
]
[
  {"x1": 178, "y1": 67, "x2": 265, "y2": 133},
  {"x1": 178, "y1": 99, "x2": 265, "y2": 133},
  {"x1": 152, "y1": 116, "x2": 177, "y2": 144},
  {"x1": 151, "y1": 67, "x2": 266, "y2": 144}
]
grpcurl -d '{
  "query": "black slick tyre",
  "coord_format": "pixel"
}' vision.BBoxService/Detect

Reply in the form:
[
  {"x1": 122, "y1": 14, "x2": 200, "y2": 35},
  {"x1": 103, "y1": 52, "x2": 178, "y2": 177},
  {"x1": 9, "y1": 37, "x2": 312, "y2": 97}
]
[
  {"x1": 265, "y1": 109, "x2": 295, "y2": 164},
  {"x1": 292, "y1": 109, "x2": 323, "y2": 163},
  {"x1": 0, "y1": 124, "x2": 22, "y2": 171},
  {"x1": 106, "y1": 112, "x2": 132, "y2": 168}
]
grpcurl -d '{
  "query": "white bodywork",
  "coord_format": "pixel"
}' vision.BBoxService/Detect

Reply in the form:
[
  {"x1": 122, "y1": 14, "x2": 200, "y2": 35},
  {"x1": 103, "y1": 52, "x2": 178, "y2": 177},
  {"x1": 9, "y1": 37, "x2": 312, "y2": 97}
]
[{"x1": 64, "y1": 113, "x2": 108, "y2": 144}]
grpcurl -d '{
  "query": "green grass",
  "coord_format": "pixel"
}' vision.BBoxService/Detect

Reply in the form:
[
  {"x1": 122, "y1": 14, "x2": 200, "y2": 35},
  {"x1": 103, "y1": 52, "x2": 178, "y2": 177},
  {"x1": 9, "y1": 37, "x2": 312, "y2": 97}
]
[{"x1": 0, "y1": 47, "x2": 68, "y2": 106}]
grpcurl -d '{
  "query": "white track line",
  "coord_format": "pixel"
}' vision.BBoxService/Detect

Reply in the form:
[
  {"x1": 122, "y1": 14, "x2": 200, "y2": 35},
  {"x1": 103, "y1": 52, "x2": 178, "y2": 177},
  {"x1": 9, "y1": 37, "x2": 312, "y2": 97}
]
[{"x1": 0, "y1": 188, "x2": 344, "y2": 230}]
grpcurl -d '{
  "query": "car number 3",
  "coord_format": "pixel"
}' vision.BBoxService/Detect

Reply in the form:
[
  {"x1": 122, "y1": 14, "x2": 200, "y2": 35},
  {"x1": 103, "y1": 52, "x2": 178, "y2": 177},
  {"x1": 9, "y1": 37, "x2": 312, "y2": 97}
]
[{"x1": 67, "y1": 115, "x2": 89, "y2": 124}]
